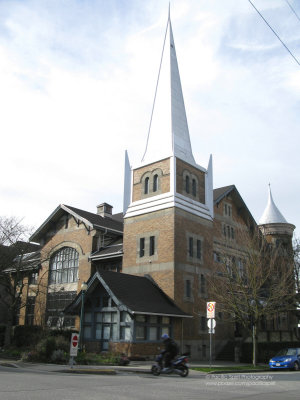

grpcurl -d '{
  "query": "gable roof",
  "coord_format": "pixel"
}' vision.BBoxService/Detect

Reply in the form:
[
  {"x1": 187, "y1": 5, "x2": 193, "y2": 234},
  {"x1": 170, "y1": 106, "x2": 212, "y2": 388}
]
[
  {"x1": 66, "y1": 270, "x2": 190, "y2": 318},
  {"x1": 213, "y1": 185, "x2": 256, "y2": 228},
  {"x1": 65, "y1": 205, "x2": 123, "y2": 232},
  {"x1": 30, "y1": 204, "x2": 123, "y2": 242},
  {"x1": 213, "y1": 185, "x2": 235, "y2": 204}
]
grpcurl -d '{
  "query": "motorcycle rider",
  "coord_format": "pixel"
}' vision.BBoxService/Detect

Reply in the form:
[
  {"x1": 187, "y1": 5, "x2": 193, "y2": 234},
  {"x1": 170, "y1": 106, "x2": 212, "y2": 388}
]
[{"x1": 160, "y1": 333, "x2": 179, "y2": 371}]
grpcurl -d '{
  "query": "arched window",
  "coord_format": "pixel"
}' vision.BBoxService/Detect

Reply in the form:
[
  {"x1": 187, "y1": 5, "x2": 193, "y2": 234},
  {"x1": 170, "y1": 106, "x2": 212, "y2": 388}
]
[
  {"x1": 153, "y1": 174, "x2": 158, "y2": 192},
  {"x1": 144, "y1": 177, "x2": 149, "y2": 194},
  {"x1": 192, "y1": 179, "x2": 196, "y2": 197},
  {"x1": 49, "y1": 247, "x2": 79, "y2": 284},
  {"x1": 185, "y1": 176, "x2": 190, "y2": 194}
]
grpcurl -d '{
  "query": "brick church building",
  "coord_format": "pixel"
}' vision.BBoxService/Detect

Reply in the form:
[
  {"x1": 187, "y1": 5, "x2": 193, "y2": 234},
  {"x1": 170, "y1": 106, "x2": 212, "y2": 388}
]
[{"x1": 16, "y1": 15, "x2": 296, "y2": 360}]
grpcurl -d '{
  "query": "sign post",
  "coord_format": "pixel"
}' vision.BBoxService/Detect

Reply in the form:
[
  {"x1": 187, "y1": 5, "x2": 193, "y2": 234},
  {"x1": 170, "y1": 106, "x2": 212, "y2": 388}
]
[
  {"x1": 206, "y1": 302, "x2": 216, "y2": 368},
  {"x1": 69, "y1": 332, "x2": 79, "y2": 368}
]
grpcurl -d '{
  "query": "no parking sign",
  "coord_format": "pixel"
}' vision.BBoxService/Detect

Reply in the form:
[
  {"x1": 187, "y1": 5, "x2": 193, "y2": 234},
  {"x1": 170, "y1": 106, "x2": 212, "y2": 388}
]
[{"x1": 206, "y1": 302, "x2": 216, "y2": 319}]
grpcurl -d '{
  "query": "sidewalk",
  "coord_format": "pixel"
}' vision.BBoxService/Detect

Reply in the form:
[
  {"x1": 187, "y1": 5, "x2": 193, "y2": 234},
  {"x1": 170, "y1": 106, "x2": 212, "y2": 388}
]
[{"x1": 0, "y1": 359, "x2": 256, "y2": 376}]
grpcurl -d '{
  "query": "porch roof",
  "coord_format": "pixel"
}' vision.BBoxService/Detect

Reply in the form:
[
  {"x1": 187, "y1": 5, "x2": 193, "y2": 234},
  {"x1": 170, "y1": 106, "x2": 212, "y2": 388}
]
[{"x1": 66, "y1": 270, "x2": 191, "y2": 318}]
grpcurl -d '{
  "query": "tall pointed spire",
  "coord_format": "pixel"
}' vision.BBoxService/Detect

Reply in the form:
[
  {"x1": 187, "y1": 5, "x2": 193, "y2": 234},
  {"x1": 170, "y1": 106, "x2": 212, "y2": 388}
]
[
  {"x1": 259, "y1": 185, "x2": 288, "y2": 225},
  {"x1": 141, "y1": 11, "x2": 195, "y2": 166}
]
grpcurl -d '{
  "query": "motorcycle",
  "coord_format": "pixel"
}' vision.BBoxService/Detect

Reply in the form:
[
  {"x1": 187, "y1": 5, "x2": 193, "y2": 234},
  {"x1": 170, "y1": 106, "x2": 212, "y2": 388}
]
[{"x1": 151, "y1": 353, "x2": 189, "y2": 377}]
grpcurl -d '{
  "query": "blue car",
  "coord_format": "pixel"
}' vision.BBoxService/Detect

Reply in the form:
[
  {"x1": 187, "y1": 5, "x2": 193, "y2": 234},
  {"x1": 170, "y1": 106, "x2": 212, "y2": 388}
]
[{"x1": 269, "y1": 348, "x2": 300, "y2": 371}]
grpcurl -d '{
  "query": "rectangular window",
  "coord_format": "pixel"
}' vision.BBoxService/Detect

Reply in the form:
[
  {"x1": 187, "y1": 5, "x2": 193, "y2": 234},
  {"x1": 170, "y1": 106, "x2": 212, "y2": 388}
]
[
  {"x1": 139, "y1": 238, "x2": 145, "y2": 257},
  {"x1": 83, "y1": 326, "x2": 92, "y2": 339},
  {"x1": 25, "y1": 296, "x2": 35, "y2": 325},
  {"x1": 103, "y1": 312, "x2": 112, "y2": 323},
  {"x1": 231, "y1": 227, "x2": 234, "y2": 239},
  {"x1": 95, "y1": 324, "x2": 102, "y2": 339},
  {"x1": 28, "y1": 272, "x2": 38, "y2": 285},
  {"x1": 201, "y1": 316, "x2": 206, "y2": 331},
  {"x1": 136, "y1": 325, "x2": 146, "y2": 340},
  {"x1": 188, "y1": 237, "x2": 193, "y2": 257},
  {"x1": 149, "y1": 327, "x2": 158, "y2": 341},
  {"x1": 136, "y1": 314, "x2": 146, "y2": 322},
  {"x1": 200, "y1": 274, "x2": 205, "y2": 294},
  {"x1": 196, "y1": 240, "x2": 202, "y2": 259},
  {"x1": 185, "y1": 279, "x2": 191, "y2": 298},
  {"x1": 149, "y1": 316, "x2": 158, "y2": 323},
  {"x1": 149, "y1": 236, "x2": 155, "y2": 256},
  {"x1": 223, "y1": 224, "x2": 226, "y2": 237},
  {"x1": 161, "y1": 326, "x2": 170, "y2": 336}
]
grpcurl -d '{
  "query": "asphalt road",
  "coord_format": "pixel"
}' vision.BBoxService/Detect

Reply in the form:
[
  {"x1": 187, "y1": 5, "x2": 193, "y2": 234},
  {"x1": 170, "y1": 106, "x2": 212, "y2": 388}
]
[{"x1": 1, "y1": 365, "x2": 300, "y2": 400}]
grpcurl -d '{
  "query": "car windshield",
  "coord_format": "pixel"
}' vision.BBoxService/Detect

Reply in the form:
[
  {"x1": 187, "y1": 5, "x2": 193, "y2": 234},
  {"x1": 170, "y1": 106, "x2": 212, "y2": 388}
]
[{"x1": 276, "y1": 348, "x2": 297, "y2": 356}]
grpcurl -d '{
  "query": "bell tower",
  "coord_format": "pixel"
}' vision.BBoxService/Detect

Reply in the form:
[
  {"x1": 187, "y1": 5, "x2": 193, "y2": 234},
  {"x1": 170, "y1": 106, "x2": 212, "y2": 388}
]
[{"x1": 122, "y1": 12, "x2": 214, "y2": 324}]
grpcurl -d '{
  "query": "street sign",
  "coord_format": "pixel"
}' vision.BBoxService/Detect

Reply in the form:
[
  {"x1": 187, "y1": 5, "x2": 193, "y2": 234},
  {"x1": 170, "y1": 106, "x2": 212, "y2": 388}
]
[
  {"x1": 207, "y1": 301, "x2": 216, "y2": 319},
  {"x1": 207, "y1": 318, "x2": 216, "y2": 330},
  {"x1": 70, "y1": 333, "x2": 79, "y2": 357}
]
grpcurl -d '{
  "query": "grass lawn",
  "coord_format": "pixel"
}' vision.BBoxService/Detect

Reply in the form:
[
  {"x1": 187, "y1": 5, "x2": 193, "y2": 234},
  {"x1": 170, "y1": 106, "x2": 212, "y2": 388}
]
[{"x1": 192, "y1": 365, "x2": 269, "y2": 373}]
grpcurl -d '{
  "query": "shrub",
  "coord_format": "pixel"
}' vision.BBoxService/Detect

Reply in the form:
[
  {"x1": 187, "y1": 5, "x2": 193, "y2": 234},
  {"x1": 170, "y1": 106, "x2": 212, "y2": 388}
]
[
  {"x1": 0, "y1": 325, "x2": 5, "y2": 347},
  {"x1": 54, "y1": 336, "x2": 69, "y2": 353},
  {"x1": 13, "y1": 325, "x2": 44, "y2": 347},
  {"x1": 50, "y1": 349, "x2": 67, "y2": 364},
  {"x1": 36, "y1": 337, "x2": 56, "y2": 361},
  {"x1": 21, "y1": 350, "x2": 40, "y2": 362}
]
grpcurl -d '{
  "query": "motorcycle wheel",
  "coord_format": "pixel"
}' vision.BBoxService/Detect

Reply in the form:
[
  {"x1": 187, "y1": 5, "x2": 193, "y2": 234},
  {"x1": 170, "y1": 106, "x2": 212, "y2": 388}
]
[
  {"x1": 151, "y1": 365, "x2": 161, "y2": 376},
  {"x1": 178, "y1": 366, "x2": 189, "y2": 377}
]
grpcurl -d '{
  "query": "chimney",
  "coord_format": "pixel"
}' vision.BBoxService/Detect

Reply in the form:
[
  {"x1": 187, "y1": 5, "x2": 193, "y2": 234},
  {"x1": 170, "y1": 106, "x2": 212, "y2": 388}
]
[{"x1": 96, "y1": 203, "x2": 113, "y2": 218}]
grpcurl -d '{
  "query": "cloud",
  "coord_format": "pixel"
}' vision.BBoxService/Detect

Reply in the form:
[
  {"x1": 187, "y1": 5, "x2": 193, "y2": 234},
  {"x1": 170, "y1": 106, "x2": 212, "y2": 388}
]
[{"x1": 0, "y1": 0, "x2": 299, "y2": 237}]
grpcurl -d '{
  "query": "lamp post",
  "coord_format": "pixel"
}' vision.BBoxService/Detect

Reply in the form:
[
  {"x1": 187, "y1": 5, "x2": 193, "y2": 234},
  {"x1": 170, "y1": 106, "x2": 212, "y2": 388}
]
[{"x1": 79, "y1": 282, "x2": 88, "y2": 351}]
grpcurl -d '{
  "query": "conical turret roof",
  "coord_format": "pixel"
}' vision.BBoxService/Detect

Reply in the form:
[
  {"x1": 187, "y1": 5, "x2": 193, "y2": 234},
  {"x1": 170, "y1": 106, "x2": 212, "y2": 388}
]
[{"x1": 259, "y1": 186, "x2": 287, "y2": 225}]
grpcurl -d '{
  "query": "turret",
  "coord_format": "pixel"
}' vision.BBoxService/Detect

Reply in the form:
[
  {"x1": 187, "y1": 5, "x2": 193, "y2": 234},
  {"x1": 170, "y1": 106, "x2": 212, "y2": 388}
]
[{"x1": 258, "y1": 185, "x2": 295, "y2": 243}]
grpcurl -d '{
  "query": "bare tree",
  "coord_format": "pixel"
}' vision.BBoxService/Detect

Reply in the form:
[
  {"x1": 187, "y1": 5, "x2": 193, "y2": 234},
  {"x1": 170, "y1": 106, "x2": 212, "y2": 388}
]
[
  {"x1": 208, "y1": 229, "x2": 296, "y2": 366},
  {"x1": 0, "y1": 216, "x2": 48, "y2": 347},
  {"x1": 293, "y1": 238, "x2": 300, "y2": 295}
]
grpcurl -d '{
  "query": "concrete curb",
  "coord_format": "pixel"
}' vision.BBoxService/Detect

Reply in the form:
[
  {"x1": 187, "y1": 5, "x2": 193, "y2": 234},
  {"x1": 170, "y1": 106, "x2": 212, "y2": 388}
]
[
  {"x1": 205, "y1": 369, "x2": 269, "y2": 374},
  {"x1": 0, "y1": 362, "x2": 18, "y2": 368},
  {"x1": 59, "y1": 368, "x2": 117, "y2": 375}
]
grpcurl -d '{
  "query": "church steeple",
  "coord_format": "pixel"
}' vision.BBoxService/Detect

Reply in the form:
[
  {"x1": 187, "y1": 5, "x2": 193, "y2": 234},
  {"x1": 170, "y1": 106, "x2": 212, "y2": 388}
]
[
  {"x1": 124, "y1": 11, "x2": 213, "y2": 222},
  {"x1": 141, "y1": 12, "x2": 195, "y2": 166}
]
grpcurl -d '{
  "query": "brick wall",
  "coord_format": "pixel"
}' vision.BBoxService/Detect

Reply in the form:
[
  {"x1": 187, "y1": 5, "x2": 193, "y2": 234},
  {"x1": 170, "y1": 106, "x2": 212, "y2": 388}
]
[
  {"x1": 132, "y1": 158, "x2": 170, "y2": 202},
  {"x1": 176, "y1": 159, "x2": 205, "y2": 203}
]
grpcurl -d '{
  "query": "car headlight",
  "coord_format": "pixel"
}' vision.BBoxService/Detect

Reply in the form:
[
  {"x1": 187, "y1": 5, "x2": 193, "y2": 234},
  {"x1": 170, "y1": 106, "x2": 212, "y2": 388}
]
[
  {"x1": 269, "y1": 359, "x2": 274, "y2": 363},
  {"x1": 284, "y1": 358, "x2": 292, "y2": 362}
]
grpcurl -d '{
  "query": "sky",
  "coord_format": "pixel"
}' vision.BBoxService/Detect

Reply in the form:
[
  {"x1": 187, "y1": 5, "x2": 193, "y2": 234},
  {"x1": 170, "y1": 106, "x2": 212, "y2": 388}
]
[{"x1": 0, "y1": 0, "x2": 299, "y2": 237}]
